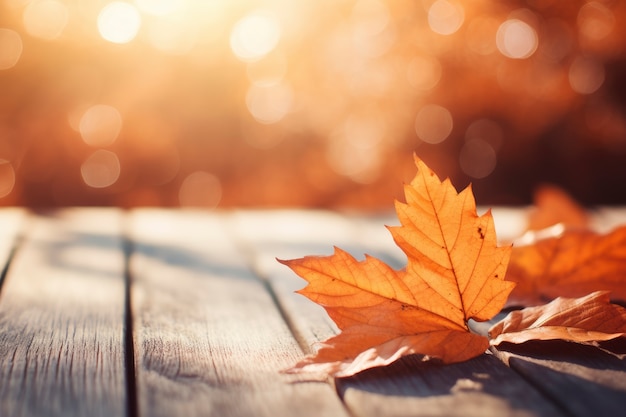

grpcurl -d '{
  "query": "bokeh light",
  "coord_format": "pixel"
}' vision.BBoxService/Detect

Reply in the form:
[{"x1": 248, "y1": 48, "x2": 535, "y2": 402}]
[
  {"x1": 415, "y1": 105, "x2": 453, "y2": 144},
  {"x1": 406, "y1": 56, "x2": 442, "y2": 91},
  {"x1": 0, "y1": 160, "x2": 16, "y2": 198},
  {"x1": 81, "y1": 150, "x2": 121, "y2": 188},
  {"x1": 22, "y1": 0, "x2": 68, "y2": 40},
  {"x1": 230, "y1": 10, "x2": 281, "y2": 62},
  {"x1": 459, "y1": 139, "x2": 497, "y2": 179},
  {"x1": 179, "y1": 171, "x2": 222, "y2": 208},
  {"x1": 496, "y1": 18, "x2": 538, "y2": 59},
  {"x1": 428, "y1": 0, "x2": 464, "y2": 36},
  {"x1": 578, "y1": 2, "x2": 614, "y2": 41},
  {"x1": 0, "y1": 28, "x2": 22, "y2": 70},
  {"x1": 97, "y1": 2, "x2": 141, "y2": 44},
  {"x1": 465, "y1": 119, "x2": 503, "y2": 152},
  {"x1": 79, "y1": 105, "x2": 123, "y2": 147},
  {"x1": 569, "y1": 56, "x2": 605, "y2": 95},
  {"x1": 246, "y1": 82, "x2": 293, "y2": 124}
]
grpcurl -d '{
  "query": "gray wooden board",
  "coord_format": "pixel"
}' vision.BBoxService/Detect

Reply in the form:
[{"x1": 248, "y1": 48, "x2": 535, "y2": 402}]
[
  {"x1": 493, "y1": 341, "x2": 626, "y2": 417},
  {"x1": 128, "y1": 209, "x2": 349, "y2": 417},
  {"x1": 0, "y1": 208, "x2": 128, "y2": 417},
  {"x1": 234, "y1": 209, "x2": 568, "y2": 417}
]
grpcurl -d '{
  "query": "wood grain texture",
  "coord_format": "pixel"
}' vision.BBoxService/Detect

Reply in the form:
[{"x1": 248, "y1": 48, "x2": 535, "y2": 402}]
[
  {"x1": 0, "y1": 209, "x2": 128, "y2": 417},
  {"x1": 128, "y1": 209, "x2": 349, "y2": 417}
]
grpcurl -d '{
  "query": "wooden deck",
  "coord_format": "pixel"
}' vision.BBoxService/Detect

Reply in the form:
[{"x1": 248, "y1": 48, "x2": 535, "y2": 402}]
[{"x1": 0, "y1": 207, "x2": 625, "y2": 417}]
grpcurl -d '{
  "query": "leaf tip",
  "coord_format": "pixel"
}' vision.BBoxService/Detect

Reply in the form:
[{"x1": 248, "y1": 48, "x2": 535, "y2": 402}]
[{"x1": 276, "y1": 257, "x2": 289, "y2": 266}]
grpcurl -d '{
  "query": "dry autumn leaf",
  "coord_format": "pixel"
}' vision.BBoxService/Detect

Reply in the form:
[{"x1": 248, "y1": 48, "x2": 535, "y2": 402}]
[
  {"x1": 506, "y1": 225, "x2": 626, "y2": 307},
  {"x1": 490, "y1": 291, "x2": 626, "y2": 346},
  {"x1": 526, "y1": 184, "x2": 589, "y2": 231},
  {"x1": 278, "y1": 156, "x2": 514, "y2": 378}
]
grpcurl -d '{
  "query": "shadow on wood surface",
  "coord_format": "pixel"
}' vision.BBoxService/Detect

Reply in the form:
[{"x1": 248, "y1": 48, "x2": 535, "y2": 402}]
[
  {"x1": 495, "y1": 340, "x2": 626, "y2": 417},
  {"x1": 335, "y1": 353, "x2": 563, "y2": 417}
]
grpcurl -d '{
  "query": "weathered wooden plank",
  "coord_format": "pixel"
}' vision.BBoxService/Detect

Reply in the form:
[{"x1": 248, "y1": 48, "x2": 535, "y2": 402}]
[
  {"x1": 128, "y1": 209, "x2": 349, "y2": 417},
  {"x1": 0, "y1": 208, "x2": 128, "y2": 417},
  {"x1": 493, "y1": 341, "x2": 626, "y2": 417},
  {"x1": 234, "y1": 208, "x2": 567, "y2": 417}
]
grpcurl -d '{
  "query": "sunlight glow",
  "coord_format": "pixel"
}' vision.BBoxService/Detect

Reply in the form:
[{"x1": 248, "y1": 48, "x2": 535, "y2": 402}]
[
  {"x1": 1, "y1": 0, "x2": 623, "y2": 206},
  {"x1": 230, "y1": 10, "x2": 281, "y2": 62},
  {"x1": 98, "y1": 2, "x2": 142, "y2": 44}
]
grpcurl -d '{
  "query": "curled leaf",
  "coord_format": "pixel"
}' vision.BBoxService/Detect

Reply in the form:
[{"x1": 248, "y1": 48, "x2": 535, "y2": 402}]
[{"x1": 490, "y1": 291, "x2": 626, "y2": 346}]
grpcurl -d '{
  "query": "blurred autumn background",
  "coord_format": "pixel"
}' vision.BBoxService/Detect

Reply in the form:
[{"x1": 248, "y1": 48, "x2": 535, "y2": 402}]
[{"x1": 0, "y1": 0, "x2": 625, "y2": 209}]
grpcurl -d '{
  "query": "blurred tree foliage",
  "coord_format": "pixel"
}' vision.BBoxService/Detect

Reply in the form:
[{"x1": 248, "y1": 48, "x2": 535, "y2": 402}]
[{"x1": 0, "y1": 0, "x2": 624, "y2": 208}]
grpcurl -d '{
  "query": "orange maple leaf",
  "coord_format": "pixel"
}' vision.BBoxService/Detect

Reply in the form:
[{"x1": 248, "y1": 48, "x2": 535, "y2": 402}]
[
  {"x1": 279, "y1": 156, "x2": 514, "y2": 378},
  {"x1": 490, "y1": 291, "x2": 626, "y2": 346},
  {"x1": 506, "y1": 225, "x2": 626, "y2": 307}
]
